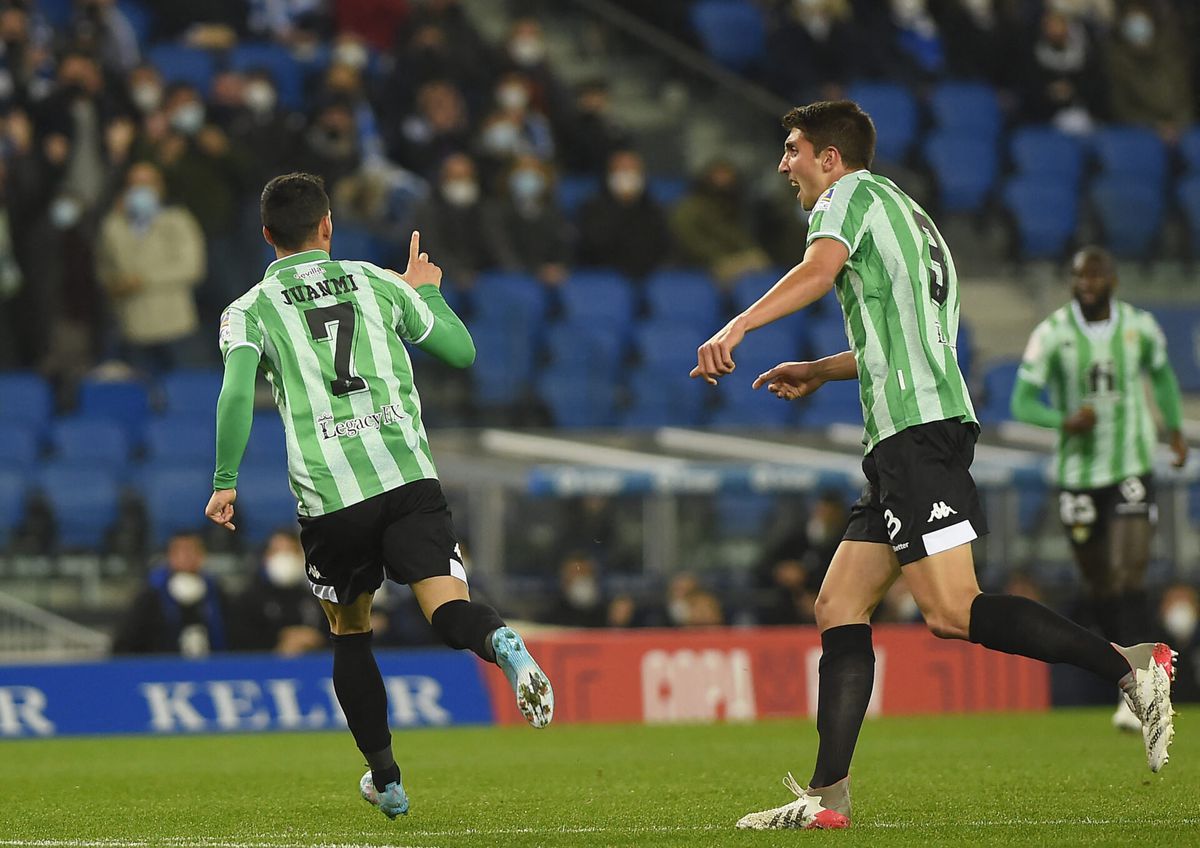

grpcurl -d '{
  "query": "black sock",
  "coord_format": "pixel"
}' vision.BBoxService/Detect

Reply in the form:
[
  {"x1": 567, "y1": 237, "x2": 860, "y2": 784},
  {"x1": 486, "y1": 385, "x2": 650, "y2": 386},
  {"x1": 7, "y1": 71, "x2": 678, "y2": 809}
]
[
  {"x1": 1118, "y1": 589, "x2": 1151, "y2": 646},
  {"x1": 809, "y1": 624, "x2": 874, "y2": 789},
  {"x1": 430, "y1": 599, "x2": 505, "y2": 663},
  {"x1": 1092, "y1": 595, "x2": 1122, "y2": 643},
  {"x1": 331, "y1": 631, "x2": 393, "y2": 785},
  {"x1": 968, "y1": 594, "x2": 1130, "y2": 684}
]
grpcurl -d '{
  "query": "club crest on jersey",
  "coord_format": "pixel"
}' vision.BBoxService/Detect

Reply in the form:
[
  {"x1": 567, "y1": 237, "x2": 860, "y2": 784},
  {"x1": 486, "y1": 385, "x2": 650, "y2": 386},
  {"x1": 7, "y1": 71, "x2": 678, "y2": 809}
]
[
  {"x1": 813, "y1": 186, "x2": 836, "y2": 212},
  {"x1": 317, "y1": 403, "x2": 406, "y2": 440}
]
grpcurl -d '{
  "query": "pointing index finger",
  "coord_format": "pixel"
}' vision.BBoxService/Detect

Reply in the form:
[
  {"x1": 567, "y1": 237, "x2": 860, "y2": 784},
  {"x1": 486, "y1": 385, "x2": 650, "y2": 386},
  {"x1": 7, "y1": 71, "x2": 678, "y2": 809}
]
[{"x1": 409, "y1": 230, "x2": 420, "y2": 264}]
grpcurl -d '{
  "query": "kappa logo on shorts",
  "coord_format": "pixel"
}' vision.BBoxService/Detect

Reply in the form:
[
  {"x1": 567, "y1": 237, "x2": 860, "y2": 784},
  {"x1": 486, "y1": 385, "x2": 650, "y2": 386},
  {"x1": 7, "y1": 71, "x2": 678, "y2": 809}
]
[
  {"x1": 883, "y1": 508, "x2": 902, "y2": 540},
  {"x1": 927, "y1": 501, "x2": 958, "y2": 522},
  {"x1": 306, "y1": 563, "x2": 323, "y2": 580}
]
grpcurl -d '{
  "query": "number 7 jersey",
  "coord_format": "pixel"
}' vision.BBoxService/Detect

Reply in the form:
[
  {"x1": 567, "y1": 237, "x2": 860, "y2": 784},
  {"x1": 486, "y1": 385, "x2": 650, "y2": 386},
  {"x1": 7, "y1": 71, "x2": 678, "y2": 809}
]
[
  {"x1": 807, "y1": 170, "x2": 976, "y2": 452},
  {"x1": 219, "y1": 249, "x2": 440, "y2": 517}
]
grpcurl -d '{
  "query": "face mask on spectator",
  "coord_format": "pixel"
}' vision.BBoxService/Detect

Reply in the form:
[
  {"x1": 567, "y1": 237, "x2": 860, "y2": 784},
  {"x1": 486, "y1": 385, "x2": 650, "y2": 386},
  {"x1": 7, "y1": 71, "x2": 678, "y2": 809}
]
[
  {"x1": 497, "y1": 83, "x2": 529, "y2": 112},
  {"x1": 482, "y1": 120, "x2": 520, "y2": 154},
  {"x1": 49, "y1": 196, "x2": 82, "y2": 229},
  {"x1": 510, "y1": 169, "x2": 544, "y2": 201},
  {"x1": 508, "y1": 36, "x2": 545, "y2": 67},
  {"x1": 244, "y1": 81, "x2": 276, "y2": 115},
  {"x1": 167, "y1": 571, "x2": 207, "y2": 606},
  {"x1": 565, "y1": 576, "x2": 600, "y2": 609},
  {"x1": 170, "y1": 101, "x2": 205, "y2": 135},
  {"x1": 607, "y1": 169, "x2": 644, "y2": 198},
  {"x1": 334, "y1": 41, "x2": 369, "y2": 70},
  {"x1": 1164, "y1": 602, "x2": 1198, "y2": 643},
  {"x1": 125, "y1": 185, "x2": 161, "y2": 221},
  {"x1": 1121, "y1": 12, "x2": 1154, "y2": 47},
  {"x1": 264, "y1": 551, "x2": 307, "y2": 588},
  {"x1": 442, "y1": 178, "x2": 479, "y2": 207},
  {"x1": 131, "y1": 82, "x2": 161, "y2": 113}
]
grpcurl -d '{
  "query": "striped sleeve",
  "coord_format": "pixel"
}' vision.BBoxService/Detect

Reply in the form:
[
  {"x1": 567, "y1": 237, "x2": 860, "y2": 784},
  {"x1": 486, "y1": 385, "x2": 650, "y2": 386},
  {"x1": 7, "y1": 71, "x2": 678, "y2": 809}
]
[
  {"x1": 218, "y1": 296, "x2": 264, "y2": 361},
  {"x1": 360, "y1": 262, "x2": 436, "y2": 343},
  {"x1": 1017, "y1": 318, "x2": 1055, "y2": 388},
  {"x1": 806, "y1": 178, "x2": 871, "y2": 256},
  {"x1": 1138, "y1": 310, "x2": 1170, "y2": 371}
]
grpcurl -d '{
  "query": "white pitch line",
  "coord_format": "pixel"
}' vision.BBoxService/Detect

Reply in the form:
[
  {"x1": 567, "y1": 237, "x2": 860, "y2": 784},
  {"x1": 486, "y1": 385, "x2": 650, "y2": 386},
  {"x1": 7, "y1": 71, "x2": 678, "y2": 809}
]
[{"x1": 4, "y1": 818, "x2": 1198, "y2": 846}]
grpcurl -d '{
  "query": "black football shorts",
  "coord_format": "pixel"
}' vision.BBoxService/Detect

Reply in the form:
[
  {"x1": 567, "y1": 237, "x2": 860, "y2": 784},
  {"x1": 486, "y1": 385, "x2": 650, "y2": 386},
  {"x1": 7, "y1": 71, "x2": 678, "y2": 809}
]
[
  {"x1": 1058, "y1": 474, "x2": 1156, "y2": 548},
  {"x1": 298, "y1": 478, "x2": 465, "y2": 605},
  {"x1": 844, "y1": 419, "x2": 989, "y2": 565}
]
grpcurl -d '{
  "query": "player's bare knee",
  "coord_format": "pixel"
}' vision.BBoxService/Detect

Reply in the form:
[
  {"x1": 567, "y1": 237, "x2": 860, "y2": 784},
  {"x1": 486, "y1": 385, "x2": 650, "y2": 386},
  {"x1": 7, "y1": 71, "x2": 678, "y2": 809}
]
[{"x1": 924, "y1": 609, "x2": 970, "y2": 640}]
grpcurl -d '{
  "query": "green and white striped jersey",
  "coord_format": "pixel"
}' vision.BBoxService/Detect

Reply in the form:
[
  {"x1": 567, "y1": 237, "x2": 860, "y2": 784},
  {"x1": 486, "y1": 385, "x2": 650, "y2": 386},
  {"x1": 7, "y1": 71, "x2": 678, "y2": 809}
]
[
  {"x1": 1018, "y1": 300, "x2": 1169, "y2": 489},
  {"x1": 807, "y1": 170, "x2": 976, "y2": 452},
  {"x1": 219, "y1": 249, "x2": 439, "y2": 517}
]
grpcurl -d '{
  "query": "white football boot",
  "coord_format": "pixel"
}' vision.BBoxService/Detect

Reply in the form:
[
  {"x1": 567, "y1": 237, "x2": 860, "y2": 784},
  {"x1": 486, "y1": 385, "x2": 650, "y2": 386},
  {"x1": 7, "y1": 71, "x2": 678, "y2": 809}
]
[
  {"x1": 1114, "y1": 642, "x2": 1177, "y2": 772},
  {"x1": 736, "y1": 773, "x2": 850, "y2": 830}
]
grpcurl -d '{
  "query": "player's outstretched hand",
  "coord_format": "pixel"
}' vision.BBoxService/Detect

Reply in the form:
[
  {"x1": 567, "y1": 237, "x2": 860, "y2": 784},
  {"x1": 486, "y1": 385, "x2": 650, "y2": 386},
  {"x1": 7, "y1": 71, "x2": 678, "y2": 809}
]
[
  {"x1": 400, "y1": 230, "x2": 442, "y2": 289},
  {"x1": 205, "y1": 488, "x2": 237, "y2": 532},
  {"x1": 753, "y1": 361, "x2": 825, "y2": 400},
  {"x1": 691, "y1": 320, "x2": 746, "y2": 386}
]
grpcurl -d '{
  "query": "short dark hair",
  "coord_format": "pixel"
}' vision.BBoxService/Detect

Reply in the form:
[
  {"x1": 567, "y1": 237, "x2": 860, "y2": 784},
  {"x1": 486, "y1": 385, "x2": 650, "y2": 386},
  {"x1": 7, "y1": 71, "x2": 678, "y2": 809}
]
[
  {"x1": 260, "y1": 172, "x2": 330, "y2": 250},
  {"x1": 781, "y1": 101, "x2": 875, "y2": 170}
]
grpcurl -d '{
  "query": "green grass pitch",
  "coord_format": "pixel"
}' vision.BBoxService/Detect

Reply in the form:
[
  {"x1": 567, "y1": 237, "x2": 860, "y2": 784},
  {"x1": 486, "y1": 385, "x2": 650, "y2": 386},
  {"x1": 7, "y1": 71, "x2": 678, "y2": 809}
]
[{"x1": 1, "y1": 709, "x2": 1196, "y2": 847}]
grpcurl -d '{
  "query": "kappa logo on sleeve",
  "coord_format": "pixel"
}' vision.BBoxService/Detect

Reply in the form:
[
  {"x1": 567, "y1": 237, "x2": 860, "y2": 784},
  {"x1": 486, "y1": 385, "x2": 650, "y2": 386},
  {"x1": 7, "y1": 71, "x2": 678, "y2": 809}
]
[{"x1": 812, "y1": 186, "x2": 836, "y2": 213}]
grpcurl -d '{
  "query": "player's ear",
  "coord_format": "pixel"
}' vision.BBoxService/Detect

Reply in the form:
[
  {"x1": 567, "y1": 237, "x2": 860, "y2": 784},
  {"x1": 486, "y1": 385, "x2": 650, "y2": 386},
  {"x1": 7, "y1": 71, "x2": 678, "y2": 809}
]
[
  {"x1": 262, "y1": 225, "x2": 274, "y2": 247},
  {"x1": 320, "y1": 211, "x2": 333, "y2": 240}
]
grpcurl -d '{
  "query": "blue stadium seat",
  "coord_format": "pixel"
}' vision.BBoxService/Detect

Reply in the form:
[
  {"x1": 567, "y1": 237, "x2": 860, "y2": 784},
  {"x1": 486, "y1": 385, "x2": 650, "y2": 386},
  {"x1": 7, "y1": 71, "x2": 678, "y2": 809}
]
[
  {"x1": 228, "y1": 42, "x2": 306, "y2": 112},
  {"x1": 929, "y1": 82, "x2": 1002, "y2": 140},
  {"x1": 956, "y1": 317, "x2": 974, "y2": 384},
  {"x1": 559, "y1": 270, "x2": 636, "y2": 328},
  {"x1": 690, "y1": 0, "x2": 766, "y2": 71},
  {"x1": 619, "y1": 376, "x2": 708, "y2": 428},
  {"x1": 1009, "y1": 126, "x2": 1086, "y2": 190},
  {"x1": 845, "y1": 82, "x2": 918, "y2": 163},
  {"x1": 472, "y1": 271, "x2": 549, "y2": 327},
  {"x1": 1147, "y1": 307, "x2": 1200, "y2": 391},
  {"x1": 145, "y1": 416, "x2": 216, "y2": 466},
  {"x1": 117, "y1": 0, "x2": 154, "y2": 44},
  {"x1": 0, "y1": 371, "x2": 53, "y2": 429},
  {"x1": 810, "y1": 317, "x2": 849, "y2": 358},
  {"x1": 470, "y1": 323, "x2": 536, "y2": 406},
  {"x1": 545, "y1": 323, "x2": 623, "y2": 377},
  {"x1": 1176, "y1": 176, "x2": 1200, "y2": 254},
  {"x1": 1092, "y1": 126, "x2": 1167, "y2": 185},
  {"x1": 710, "y1": 373, "x2": 796, "y2": 428},
  {"x1": 798, "y1": 378, "x2": 862, "y2": 427},
  {"x1": 160, "y1": 369, "x2": 223, "y2": 416},
  {"x1": 146, "y1": 44, "x2": 218, "y2": 93},
  {"x1": 39, "y1": 464, "x2": 119, "y2": 549},
  {"x1": 536, "y1": 367, "x2": 617, "y2": 428},
  {"x1": 1180, "y1": 126, "x2": 1200, "y2": 173},
  {"x1": 1001, "y1": 177, "x2": 1078, "y2": 259},
  {"x1": 35, "y1": 0, "x2": 72, "y2": 27},
  {"x1": 243, "y1": 413, "x2": 288, "y2": 467},
  {"x1": 557, "y1": 175, "x2": 601, "y2": 218},
  {"x1": 78, "y1": 379, "x2": 150, "y2": 445},
  {"x1": 332, "y1": 224, "x2": 395, "y2": 268},
  {"x1": 0, "y1": 423, "x2": 38, "y2": 474},
  {"x1": 142, "y1": 465, "x2": 212, "y2": 547},
  {"x1": 234, "y1": 463, "x2": 298, "y2": 544},
  {"x1": 634, "y1": 320, "x2": 707, "y2": 373},
  {"x1": 50, "y1": 419, "x2": 130, "y2": 469},
  {"x1": 732, "y1": 269, "x2": 809, "y2": 343},
  {"x1": 647, "y1": 176, "x2": 688, "y2": 208},
  {"x1": 977, "y1": 359, "x2": 1021, "y2": 424},
  {"x1": 0, "y1": 471, "x2": 26, "y2": 548},
  {"x1": 1091, "y1": 176, "x2": 1164, "y2": 259},
  {"x1": 644, "y1": 269, "x2": 721, "y2": 328},
  {"x1": 713, "y1": 491, "x2": 775, "y2": 536},
  {"x1": 926, "y1": 131, "x2": 998, "y2": 212}
]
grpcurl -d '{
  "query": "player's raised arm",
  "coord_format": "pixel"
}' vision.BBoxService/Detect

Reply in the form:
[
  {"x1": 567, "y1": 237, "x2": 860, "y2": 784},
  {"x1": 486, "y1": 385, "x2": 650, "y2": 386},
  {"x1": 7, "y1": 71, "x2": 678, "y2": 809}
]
[
  {"x1": 384, "y1": 231, "x2": 476, "y2": 369},
  {"x1": 691, "y1": 238, "x2": 848, "y2": 385}
]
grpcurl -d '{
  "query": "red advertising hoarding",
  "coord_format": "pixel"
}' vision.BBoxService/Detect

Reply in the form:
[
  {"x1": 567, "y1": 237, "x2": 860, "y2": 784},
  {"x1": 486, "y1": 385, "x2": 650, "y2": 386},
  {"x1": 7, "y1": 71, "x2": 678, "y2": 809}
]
[{"x1": 484, "y1": 625, "x2": 1049, "y2": 725}]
